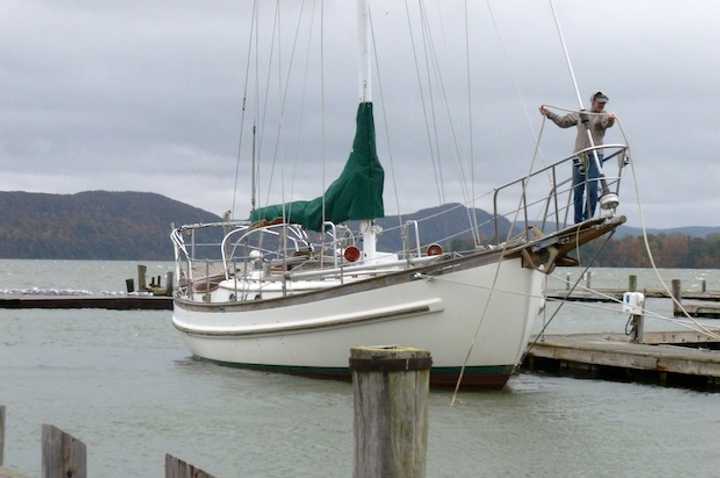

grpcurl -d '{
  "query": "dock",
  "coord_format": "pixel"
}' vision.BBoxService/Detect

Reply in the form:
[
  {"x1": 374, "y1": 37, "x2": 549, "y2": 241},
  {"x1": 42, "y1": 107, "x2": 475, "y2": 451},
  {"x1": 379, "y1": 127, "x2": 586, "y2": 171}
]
[
  {"x1": 524, "y1": 330, "x2": 720, "y2": 389},
  {"x1": 679, "y1": 303, "x2": 720, "y2": 319},
  {"x1": 545, "y1": 288, "x2": 720, "y2": 303},
  {"x1": 0, "y1": 295, "x2": 172, "y2": 310}
]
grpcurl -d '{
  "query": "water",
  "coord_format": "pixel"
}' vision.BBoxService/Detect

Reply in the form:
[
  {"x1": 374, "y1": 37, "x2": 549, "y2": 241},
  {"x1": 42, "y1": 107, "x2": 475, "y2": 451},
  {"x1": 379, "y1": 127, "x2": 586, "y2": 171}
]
[{"x1": 1, "y1": 260, "x2": 719, "y2": 477}]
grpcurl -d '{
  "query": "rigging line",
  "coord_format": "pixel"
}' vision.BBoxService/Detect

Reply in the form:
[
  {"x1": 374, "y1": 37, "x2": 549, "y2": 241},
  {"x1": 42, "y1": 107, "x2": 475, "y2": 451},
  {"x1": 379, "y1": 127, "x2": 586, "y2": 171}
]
[
  {"x1": 424, "y1": 273, "x2": 718, "y2": 337},
  {"x1": 403, "y1": 0, "x2": 444, "y2": 204},
  {"x1": 287, "y1": 0, "x2": 318, "y2": 222},
  {"x1": 263, "y1": 0, "x2": 308, "y2": 206},
  {"x1": 547, "y1": 0, "x2": 584, "y2": 110},
  {"x1": 320, "y1": 0, "x2": 326, "y2": 268},
  {"x1": 417, "y1": 0, "x2": 446, "y2": 202},
  {"x1": 450, "y1": 116, "x2": 547, "y2": 406},
  {"x1": 368, "y1": 7, "x2": 403, "y2": 231},
  {"x1": 484, "y1": 0, "x2": 555, "y2": 205},
  {"x1": 255, "y1": 0, "x2": 281, "y2": 208},
  {"x1": 254, "y1": 0, "x2": 260, "y2": 205},
  {"x1": 544, "y1": 104, "x2": 615, "y2": 116},
  {"x1": 381, "y1": 189, "x2": 496, "y2": 235},
  {"x1": 524, "y1": 229, "x2": 617, "y2": 358},
  {"x1": 484, "y1": 0, "x2": 544, "y2": 159},
  {"x1": 430, "y1": 274, "x2": 714, "y2": 334},
  {"x1": 231, "y1": 0, "x2": 258, "y2": 219},
  {"x1": 544, "y1": 271, "x2": 720, "y2": 339},
  {"x1": 391, "y1": 182, "x2": 581, "y2": 250},
  {"x1": 464, "y1": 0, "x2": 480, "y2": 245},
  {"x1": 618, "y1": 117, "x2": 720, "y2": 340},
  {"x1": 419, "y1": 0, "x2": 478, "y2": 245}
]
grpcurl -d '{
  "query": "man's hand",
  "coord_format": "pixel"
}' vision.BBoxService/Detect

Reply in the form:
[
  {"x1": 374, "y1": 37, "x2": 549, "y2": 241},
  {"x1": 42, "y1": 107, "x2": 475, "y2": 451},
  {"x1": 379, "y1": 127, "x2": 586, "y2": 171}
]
[
  {"x1": 608, "y1": 112, "x2": 616, "y2": 120},
  {"x1": 539, "y1": 105, "x2": 549, "y2": 117}
]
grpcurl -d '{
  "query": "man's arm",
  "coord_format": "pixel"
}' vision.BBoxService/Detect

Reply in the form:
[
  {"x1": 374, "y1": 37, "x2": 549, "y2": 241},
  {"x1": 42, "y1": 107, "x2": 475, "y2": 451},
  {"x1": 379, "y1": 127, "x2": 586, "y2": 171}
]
[
  {"x1": 539, "y1": 105, "x2": 577, "y2": 128},
  {"x1": 601, "y1": 112, "x2": 616, "y2": 128}
]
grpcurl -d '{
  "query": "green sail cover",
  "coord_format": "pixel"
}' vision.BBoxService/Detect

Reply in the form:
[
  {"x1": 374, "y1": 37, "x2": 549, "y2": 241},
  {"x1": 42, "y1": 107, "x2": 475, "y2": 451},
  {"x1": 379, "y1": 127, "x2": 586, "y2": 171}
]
[{"x1": 250, "y1": 102, "x2": 384, "y2": 231}]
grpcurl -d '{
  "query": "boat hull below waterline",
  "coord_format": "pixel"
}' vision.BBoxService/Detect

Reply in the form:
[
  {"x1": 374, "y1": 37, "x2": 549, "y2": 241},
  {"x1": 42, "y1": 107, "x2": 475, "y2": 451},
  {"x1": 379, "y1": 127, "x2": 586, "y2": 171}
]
[{"x1": 172, "y1": 256, "x2": 544, "y2": 389}]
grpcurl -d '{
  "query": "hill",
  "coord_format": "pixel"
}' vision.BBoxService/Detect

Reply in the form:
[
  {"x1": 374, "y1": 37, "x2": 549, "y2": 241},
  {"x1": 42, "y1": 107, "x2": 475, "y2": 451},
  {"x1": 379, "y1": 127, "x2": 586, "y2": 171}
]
[
  {"x1": 0, "y1": 191, "x2": 220, "y2": 260},
  {"x1": 1, "y1": 190, "x2": 717, "y2": 264},
  {"x1": 373, "y1": 203, "x2": 510, "y2": 252}
]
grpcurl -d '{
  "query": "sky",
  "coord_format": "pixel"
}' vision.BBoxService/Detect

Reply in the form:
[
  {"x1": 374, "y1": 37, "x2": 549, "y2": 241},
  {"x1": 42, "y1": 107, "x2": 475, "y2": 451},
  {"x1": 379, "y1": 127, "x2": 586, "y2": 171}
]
[{"x1": 1, "y1": 0, "x2": 719, "y2": 228}]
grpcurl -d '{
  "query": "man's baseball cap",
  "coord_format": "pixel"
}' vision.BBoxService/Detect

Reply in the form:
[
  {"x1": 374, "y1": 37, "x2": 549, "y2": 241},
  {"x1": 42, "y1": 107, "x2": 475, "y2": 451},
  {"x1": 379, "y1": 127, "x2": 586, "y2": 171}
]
[{"x1": 592, "y1": 91, "x2": 609, "y2": 103}]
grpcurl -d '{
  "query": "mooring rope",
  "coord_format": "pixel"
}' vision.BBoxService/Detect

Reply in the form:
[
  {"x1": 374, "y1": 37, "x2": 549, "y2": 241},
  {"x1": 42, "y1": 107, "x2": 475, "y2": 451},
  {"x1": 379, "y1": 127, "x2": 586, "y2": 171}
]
[
  {"x1": 450, "y1": 116, "x2": 547, "y2": 406},
  {"x1": 403, "y1": 0, "x2": 444, "y2": 203}
]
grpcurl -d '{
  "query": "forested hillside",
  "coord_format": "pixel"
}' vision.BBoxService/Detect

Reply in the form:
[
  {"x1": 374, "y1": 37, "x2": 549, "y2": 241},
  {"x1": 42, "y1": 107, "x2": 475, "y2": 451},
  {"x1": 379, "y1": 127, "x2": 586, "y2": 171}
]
[{"x1": 0, "y1": 191, "x2": 220, "y2": 259}]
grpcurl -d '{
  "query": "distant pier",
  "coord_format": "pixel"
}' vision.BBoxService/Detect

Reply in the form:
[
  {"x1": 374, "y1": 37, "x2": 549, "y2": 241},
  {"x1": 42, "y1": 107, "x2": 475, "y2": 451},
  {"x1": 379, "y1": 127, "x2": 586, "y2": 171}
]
[{"x1": 0, "y1": 295, "x2": 172, "y2": 310}]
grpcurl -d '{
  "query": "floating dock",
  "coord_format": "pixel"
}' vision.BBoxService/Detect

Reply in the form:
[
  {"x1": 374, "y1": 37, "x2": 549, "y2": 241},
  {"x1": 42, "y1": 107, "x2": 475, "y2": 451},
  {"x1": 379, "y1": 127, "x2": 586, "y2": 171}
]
[
  {"x1": 545, "y1": 288, "x2": 720, "y2": 303},
  {"x1": 523, "y1": 331, "x2": 720, "y2": 389},
  {"x1": 0, "y1": 295, "x2": 172, "y2": 310}
]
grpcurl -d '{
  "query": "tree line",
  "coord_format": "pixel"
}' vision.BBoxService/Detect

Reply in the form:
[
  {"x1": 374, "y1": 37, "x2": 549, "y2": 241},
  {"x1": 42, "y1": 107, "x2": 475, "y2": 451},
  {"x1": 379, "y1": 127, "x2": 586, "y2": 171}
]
[
  {"x1": 580, "y1": 233, "x2": 720, "y2": 268},
  {"x1": 449, "y1": 234, "x2": 720, "y2": 269}
]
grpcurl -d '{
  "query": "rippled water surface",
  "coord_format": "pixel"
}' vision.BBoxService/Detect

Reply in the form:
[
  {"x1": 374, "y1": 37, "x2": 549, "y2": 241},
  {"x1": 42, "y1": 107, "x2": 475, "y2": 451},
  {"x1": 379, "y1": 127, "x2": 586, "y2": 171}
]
[{"x1": 1, "y1": 260, "x2": 719, "y2": 477}]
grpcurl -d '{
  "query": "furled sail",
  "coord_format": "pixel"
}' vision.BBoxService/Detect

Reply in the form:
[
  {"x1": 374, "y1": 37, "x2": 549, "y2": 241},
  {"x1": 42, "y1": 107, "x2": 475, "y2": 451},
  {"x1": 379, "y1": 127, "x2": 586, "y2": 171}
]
[{"x1": 250, "y1": 102, "x2": 384, "y2": 231}]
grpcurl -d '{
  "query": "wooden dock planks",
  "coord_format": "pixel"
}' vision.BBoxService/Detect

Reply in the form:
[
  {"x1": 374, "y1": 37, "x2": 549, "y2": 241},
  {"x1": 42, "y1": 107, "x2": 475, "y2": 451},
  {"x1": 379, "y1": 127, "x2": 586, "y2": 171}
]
[
  {"x1": 0, "y1": 295, "x2": 173, "y2": 310},
  {"x1": 525, "y1": 332, "x2": 720, "y2": 387},
  {"x1": 545, "y1": 288, "x2": 720, "y2": 303}
]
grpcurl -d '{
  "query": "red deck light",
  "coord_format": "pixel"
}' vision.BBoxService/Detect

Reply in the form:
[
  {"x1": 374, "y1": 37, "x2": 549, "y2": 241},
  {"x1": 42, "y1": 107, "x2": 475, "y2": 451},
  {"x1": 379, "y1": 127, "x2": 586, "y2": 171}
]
[
  {"x1": 426, "y1": 243, "x2": 443, "y2": 256},
  {"x1": 344, "y1": 245, "x2": 361, "y2": 263}
]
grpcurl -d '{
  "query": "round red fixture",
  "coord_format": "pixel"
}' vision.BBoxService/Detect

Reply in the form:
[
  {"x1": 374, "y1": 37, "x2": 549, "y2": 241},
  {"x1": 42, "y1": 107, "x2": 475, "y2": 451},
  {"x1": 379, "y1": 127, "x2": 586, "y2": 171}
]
[
  {"x1": 426, "y1": 243, "x2": 443, "y2": 256},
  {"x1": 344, "y1": 245, "x2": 361, "y2": 263}
]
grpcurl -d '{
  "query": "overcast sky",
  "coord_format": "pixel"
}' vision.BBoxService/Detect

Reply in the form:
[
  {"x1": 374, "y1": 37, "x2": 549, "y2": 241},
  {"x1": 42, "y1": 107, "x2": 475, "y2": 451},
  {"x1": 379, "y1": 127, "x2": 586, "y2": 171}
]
[{"x1": 1, "y1": 0, "x2": 719, "y2": 228}]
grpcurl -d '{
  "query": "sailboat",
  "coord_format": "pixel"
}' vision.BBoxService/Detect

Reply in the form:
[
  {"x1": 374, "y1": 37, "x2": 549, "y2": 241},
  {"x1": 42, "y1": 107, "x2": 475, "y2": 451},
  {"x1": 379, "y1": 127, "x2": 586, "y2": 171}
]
[{"x1": 170, "y1": 1, "x2": 628, "y2": 388}]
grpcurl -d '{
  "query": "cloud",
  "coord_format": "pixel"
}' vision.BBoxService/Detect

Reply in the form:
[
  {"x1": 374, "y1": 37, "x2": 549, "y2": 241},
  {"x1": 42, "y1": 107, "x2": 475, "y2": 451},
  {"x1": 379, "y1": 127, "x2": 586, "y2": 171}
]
[{"x1": 1, "y1": 0, "x2": 718, "y2": 228}]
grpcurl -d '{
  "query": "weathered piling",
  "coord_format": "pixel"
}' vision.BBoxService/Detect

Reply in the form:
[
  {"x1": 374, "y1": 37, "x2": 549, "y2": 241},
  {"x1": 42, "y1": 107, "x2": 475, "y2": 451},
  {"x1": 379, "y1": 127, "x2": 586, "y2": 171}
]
[
  {"x1": 672, "y1": 279, "x2": 682, "y2": 316},
  {"x1": 137, "y1": 264, "x2": 148, "y2": 292},
  {"x1": 41, "y1": 425, "x2": 86, "y2": 478},
  {"x1": 701, "y1": 279, "x2": 707, "y2": 293},
  {"x1": 565, "y1": 272, "x2": 571, "y2": 290},
  {"x1": 125, "y1": 278, "x2": 135, "y2": 293},
  {"x1": 630, "y1": 309, "x2": 645, "y2": 344},
  {"x1": 628, "y1": 274, "x2": 637, "y2": 292},
  {"x1": 350, "y1": 346, "x2": 431, "y2": 478},
  {"x1": 585, "y1": 270, "x2": 592, "y2": 289},
  {"x1": 166, "y1": 272, "x2": 175, "y2": 297},
  {"x1": 165, "y1": 454, "x2": 215, "y2": 478},
  {"x1": 0, "y1": 405, "x2": 5, "y2": 467}
]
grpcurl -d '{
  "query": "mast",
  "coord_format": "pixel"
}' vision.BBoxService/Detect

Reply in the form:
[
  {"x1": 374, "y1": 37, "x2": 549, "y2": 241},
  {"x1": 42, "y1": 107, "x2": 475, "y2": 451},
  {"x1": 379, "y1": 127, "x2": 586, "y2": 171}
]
[
  {"x1": 251, "y1": 124, "x2": 257, "y2": 212},
  {"x1": 358, "y1": 0, "x2": 371, "y2": 103},
  {"x1": 357, "y1": 0, "x2": 378, "y2": 261},
  {"x1": 549, "y1": 0, "x2": 618, "y2": 212}
]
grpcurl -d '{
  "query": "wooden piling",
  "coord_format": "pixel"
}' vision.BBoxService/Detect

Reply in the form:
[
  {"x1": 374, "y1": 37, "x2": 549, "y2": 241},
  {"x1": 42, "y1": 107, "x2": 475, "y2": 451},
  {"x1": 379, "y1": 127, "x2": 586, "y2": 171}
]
[
  {"x1": 630, "y1": 311, "x2": 645, "y2": 344},
  {"x1": 41, "y1": 425, "x2": 86, "y2": 478},
  {"x1": 628, "y1": 274, "x2": 637, "y2": 292},
  {"x1": 701, "y1": 279, "x2": 707, "y2": 293},
  {"x1": 350, "y1": 346, "x2": 431, "y2": 478},
  {"x1": 165, "y1": 454, "x2": 215, "y2": 478},
  {"x1": 585, "y1": 270, "x2": 592, "y2": 290},
  {"x1": 0, "y1": 405, "x2": 5, "y2": 467},
  {"x1": 565, "y1": 272, "x2": 571, "y2": 291},
  {"x1": 671, "y1": 279, "x2": 682, "y2": 316},
  {"x1": 125, "y1": 278, "x2": 135, "y2": 293},
  {"x1": 137, "y1": 264, "x2": 147, "y2": 292},
  {"x1": 166, "y1": 272, "x2": 174, "y2": 297}
]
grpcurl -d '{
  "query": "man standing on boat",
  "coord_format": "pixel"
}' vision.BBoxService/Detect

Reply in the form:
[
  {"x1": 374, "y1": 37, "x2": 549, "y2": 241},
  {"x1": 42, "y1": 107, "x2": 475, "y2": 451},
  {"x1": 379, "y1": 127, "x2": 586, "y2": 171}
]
[{"x1": 539, "y1": 92, "x2": 615, "y2": 224}]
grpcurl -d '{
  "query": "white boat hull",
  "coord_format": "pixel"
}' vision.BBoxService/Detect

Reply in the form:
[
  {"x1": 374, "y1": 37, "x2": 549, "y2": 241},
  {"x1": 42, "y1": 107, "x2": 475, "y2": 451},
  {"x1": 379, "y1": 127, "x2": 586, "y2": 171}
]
[{"x1": 173, "y1": 256, "x2": 544, "y2": 388}]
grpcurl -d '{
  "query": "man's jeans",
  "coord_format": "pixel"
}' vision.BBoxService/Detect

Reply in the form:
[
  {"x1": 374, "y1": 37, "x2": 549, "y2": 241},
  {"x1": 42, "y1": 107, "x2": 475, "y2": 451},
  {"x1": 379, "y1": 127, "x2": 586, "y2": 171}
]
[{"x1": 573, "y1": 154, "x2": 602, "y2": 224}]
